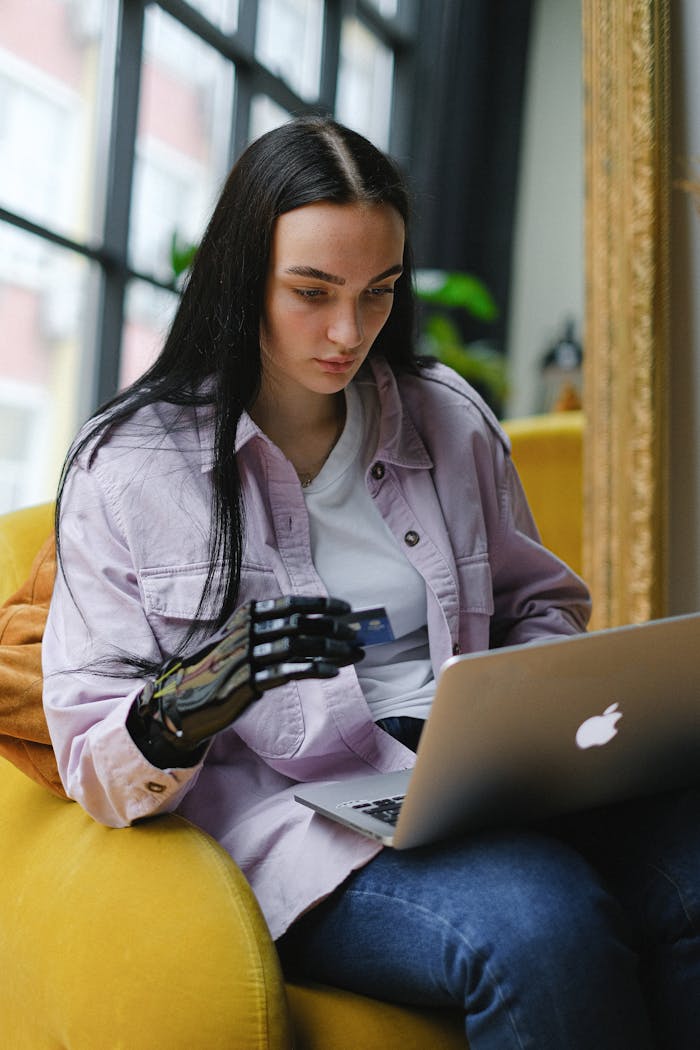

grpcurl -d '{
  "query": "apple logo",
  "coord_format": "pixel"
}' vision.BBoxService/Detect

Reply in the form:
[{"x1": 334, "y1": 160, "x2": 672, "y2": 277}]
[{"x1": 575, "y1": 703, "x2": 623, "y2": 750}]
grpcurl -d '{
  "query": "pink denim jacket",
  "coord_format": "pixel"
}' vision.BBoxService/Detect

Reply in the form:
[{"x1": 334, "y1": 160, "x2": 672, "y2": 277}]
[{"x1": 43, "y1": 358, "x2": 590, "y2": 939}]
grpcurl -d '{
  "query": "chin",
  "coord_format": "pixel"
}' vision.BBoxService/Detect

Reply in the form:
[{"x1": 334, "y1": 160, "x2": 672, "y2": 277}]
[{"x1": 310, "y1": 371, "x2": 358, "y2": 394}]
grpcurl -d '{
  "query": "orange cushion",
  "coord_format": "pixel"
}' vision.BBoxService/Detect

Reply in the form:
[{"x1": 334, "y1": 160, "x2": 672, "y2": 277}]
[{"x1": 0, "y1": 534, "x2": 65, "y2": 797}]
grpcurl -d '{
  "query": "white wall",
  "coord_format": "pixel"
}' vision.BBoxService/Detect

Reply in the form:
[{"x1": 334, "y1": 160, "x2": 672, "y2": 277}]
[
  {"x1": 505, "y1": 0, "x2": 584, "y2": 418},
  {"x1": 669, "y1": 0, "x2": 700, "y2": 613}
]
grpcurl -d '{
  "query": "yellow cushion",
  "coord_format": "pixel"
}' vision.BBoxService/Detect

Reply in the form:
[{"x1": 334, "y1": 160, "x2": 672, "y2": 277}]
[
  {"x1": 0, "y1": 502, "x2": 55, "y2": 602},
  {"x1": 504, "y1": 411, "x2": 583, "y2": 575}
]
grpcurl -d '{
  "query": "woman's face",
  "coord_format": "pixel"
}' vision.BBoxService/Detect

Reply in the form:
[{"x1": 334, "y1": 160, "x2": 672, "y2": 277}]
[{"x1": 260, "y1": 201, "x2": 405, "y2": 402}]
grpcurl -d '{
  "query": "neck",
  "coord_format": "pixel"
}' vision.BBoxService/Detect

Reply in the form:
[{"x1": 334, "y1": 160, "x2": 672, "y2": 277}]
[
  {"x1": 249, "y1": 386, "x2": 347, "y2": 485},
  {"x1": 251, "y1": 387, "x2": 343, "y2": 446}
]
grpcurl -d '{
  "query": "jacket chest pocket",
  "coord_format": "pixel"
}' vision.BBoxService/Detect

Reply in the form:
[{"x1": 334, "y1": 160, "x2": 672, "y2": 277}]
[
  {"x1": 140, "y1": 563, "x2": 216, "y2": 654},
  {"x1": 140, "y1": 560, "x2": 283, "y2": 624},
  {"x1": 140, "y1": 562, "x2": 304, "y2": 759}
]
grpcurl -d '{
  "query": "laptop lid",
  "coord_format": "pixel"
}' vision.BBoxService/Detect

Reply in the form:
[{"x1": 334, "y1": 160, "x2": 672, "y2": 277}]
[{"x1": 295, "y1": 613, "x2": 700, "y2": 848}]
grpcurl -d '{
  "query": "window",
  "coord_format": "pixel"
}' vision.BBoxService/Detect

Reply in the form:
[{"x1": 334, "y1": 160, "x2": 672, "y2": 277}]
[
  {"x1": 0, "y1": 0, "x2": 417, "y2": 513},
  {"x1": 0, "y1": 382, "x2": 50, "y2": 513},
  {"x1": 0, "y1": 2, "x2": 111, "y2": 244},
  {"x1": 249, "y1": 94, "x2": 292, "y2": 141},
  {"x1": 0, "y1": 72, "x2": 77, "y2": 236},
  {"x1": 0, "y1": 232, "x2": 96, "y2": 512},
  {"x1": 336, "y1": 17, "x2": 394, "y2": 150},
  {"x1": 187, "y1": 0, "x2": 239, "y2": 33},
  {"x1": 129, "y1": 6, "x2": 235, "y2": 282},
  {"x1": 0, "y1": 0, "x2": 113, "y2": 512},
  {"x1": 121, "y1": 279, "x2": 179, "y2": 388},
  {"x1": 255, "y1": 0, "x2": 323, "y2": 102}
]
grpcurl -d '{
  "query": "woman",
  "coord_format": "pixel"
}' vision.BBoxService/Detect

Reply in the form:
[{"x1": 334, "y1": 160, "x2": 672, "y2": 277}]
[{"x1": 43, "y1": 117, "x2": 699, "y2": 1048}]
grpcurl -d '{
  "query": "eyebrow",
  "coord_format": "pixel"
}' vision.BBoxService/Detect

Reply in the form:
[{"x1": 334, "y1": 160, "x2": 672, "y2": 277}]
[{"x1": 284, "y1": 264, "x2": 404, "y2": 285}]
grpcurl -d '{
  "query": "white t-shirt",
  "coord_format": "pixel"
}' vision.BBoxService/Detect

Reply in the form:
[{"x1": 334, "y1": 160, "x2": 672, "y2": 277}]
[{"x1": 302, "y1": 376, "x2": 435, "y2": 722}]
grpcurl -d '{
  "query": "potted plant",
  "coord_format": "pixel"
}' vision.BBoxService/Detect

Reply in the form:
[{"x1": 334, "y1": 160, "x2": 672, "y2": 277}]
[{"x1": 415, "y1": 269, "x2": 506, "y2": 412}]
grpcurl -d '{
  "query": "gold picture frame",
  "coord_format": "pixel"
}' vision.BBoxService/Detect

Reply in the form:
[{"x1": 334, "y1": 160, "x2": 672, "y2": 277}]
[{"x1": 582, "y1": 0, "x2": 671, "y2": 629}]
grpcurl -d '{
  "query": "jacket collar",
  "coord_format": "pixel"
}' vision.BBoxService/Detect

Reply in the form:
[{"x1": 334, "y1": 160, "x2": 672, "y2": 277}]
[
  {"x1": 193, "y1": 356, "x2": 434, "y2": 474},
  {"x1": 368, "y1": 356, "x2": 433, "y2": 471}
]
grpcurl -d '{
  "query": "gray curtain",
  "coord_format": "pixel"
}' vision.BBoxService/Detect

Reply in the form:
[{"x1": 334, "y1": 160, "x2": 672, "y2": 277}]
[{"x1": 407, "y1": 0, "x2": 534, "y2": 355}]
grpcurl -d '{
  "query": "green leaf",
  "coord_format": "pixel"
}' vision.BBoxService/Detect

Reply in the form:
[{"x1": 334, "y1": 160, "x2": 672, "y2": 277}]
[
  {"x1": 415, "y1": 269, "x2": 499, "y2": 322},
  {"x1": 424, "y1": 313, "x2": 462, "y2": 346},
  {"x1": 170, "y1": 231, "x2": 198, "y2": 279},
  {"x1": 421, "y1": 333, "x2": 509, "y2": 403}
]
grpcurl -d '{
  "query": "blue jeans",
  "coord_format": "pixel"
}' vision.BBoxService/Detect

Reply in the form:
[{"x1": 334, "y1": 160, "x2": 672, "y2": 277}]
[{"x1": 277, "y1": 786, "x2": 700, "y2": 1048}]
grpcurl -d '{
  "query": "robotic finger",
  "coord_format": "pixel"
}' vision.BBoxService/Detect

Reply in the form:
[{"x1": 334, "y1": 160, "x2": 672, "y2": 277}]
[
  {"x1": 252, "y1": 634, "x2": 364, "y2": 667},
  {"x1": 252, "y1": 612, "x2": 358, "y2": 643},
  {"x1": 251, "y1": 595, "x2": 351, "y2": 622},
  {"x1": 254, "y1": 660, "x2": 346, "y2": 690}
]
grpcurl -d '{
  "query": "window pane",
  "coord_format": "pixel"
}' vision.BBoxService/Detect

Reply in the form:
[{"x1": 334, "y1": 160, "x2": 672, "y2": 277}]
[
  {"x1": 187, "y1": 0, "x2": 239, "y2": 33},
  {"x1": 120, "y1": 279, "x2": 179, "y2": 390},
  {"x1": 335, "y1": 18, "x2": 393, "y2": 149},
  {"x1": 249, "y1": 95, "x2": 291, "y2": 142},
  {"x1": 255, "y1": 0, "x2": 323, "y2": 102},
  {"x1": 0, "y1": 223, "x2": 96, "y2": 512},
  {"x1": 129, "y1": 5, "x2": 235, "y2": 283},
  {"x1": 0, "y1": 0, "x2": 114, "y2": 243},
  {"x1": 365, "y1": 0, "x2": 399, "y2": 16}
]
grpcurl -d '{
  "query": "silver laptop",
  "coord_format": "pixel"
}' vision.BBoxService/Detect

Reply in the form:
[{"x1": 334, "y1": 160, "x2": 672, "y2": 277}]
[{"x1": 294, "y1": 612, "x2": 700, "y2": 848}]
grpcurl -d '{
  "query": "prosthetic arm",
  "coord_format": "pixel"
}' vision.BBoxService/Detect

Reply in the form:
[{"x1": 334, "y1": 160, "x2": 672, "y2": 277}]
[{"x1": 127, "y1": 596, "x2": 363, "y2": 768}]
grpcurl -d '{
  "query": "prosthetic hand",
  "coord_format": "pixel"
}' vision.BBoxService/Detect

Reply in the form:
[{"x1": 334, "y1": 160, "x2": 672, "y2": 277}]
[{"x1": 128, "y1": 596, "x2": 363, "y2": 768}]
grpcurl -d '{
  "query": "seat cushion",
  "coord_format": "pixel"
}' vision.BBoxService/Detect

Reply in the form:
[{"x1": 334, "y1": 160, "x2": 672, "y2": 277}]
[{"x1": 286, "y1": 981, "x2": 466, "y2": 1049}]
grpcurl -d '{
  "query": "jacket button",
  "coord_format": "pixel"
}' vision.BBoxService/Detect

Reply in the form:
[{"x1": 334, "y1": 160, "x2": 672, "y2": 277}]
[
  {"x1": 370, "y1": 462, "x2": 385, "y2": 480},
  {"x1": 146, "y1": 781, "x2": 166, "y2": 794},
  {"x1": 404, "y1": 530, "x2": 420, "y2": 547}
]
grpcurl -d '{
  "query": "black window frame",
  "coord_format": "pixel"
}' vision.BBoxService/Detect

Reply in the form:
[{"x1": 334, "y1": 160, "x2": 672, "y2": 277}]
[{"x1": 0, "y1": 0, "x2": 420, "y2": 415}]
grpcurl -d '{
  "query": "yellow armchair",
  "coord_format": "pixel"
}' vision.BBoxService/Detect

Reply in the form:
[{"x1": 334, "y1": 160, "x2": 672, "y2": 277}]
[
  {"x1": 0, "y1": 412, "x2": 583, "y2": 1049},
  {"x1": 505, "y1": 410, "x2": 583, "y2": 576},
  {"x1": 0, "y1": 537, "x2": 466, "y2": 1048}
]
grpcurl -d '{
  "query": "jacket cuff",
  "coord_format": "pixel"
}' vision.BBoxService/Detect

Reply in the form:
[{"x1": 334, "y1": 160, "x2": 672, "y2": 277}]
[{"x1": 126, "y1": 699, "x2": 207, "y2": 770}]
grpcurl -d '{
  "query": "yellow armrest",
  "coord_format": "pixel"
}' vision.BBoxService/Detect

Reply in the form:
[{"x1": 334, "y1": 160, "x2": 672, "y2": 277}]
[{"x1": 0, "y1": 758, "x2": 292, "y2": 1050}]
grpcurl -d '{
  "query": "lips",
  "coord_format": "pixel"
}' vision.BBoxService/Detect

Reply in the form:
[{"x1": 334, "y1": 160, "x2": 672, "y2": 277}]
[{"x1": 314, "y1": 357, "x2": 357, "y2": 374}]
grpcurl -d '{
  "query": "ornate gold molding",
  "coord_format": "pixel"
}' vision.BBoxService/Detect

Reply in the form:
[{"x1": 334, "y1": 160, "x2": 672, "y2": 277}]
[{"x1": 582, "y1": 0, "x2": 671, "y2": 628}]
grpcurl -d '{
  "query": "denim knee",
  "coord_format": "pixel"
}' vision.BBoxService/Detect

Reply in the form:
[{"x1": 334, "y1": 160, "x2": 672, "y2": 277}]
[
  {"x1": 440, "y1": 830, "x2": 637, "y2": 978},
  {"x1": 279, "y1": 830, "x2": 654, "y2": 1049},
  {"x1": 423, "y1": 832, "x2": 651, "y2": 1048}
]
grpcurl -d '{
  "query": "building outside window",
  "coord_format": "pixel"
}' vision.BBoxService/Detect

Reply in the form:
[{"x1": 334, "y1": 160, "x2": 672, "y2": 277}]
[
  {"x1": 0, "y1": 0, "x2": 112, "y2": 512},
  {"x1": 0, "y1": 0, "x2": 415, "y2": 514}
]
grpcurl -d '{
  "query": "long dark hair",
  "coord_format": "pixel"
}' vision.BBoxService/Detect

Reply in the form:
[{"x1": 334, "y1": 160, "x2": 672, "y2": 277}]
[{"x1": 57, "y1": 117, "x2": 423, "y2": 637}]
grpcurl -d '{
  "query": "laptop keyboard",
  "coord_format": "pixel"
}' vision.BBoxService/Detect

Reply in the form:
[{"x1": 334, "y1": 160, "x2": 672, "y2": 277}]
[{"x1": 350, "y1": 795, "x2": 405, "y2": 826}]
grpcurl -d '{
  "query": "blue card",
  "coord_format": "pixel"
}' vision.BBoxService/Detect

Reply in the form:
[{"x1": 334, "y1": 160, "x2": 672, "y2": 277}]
[{"x1": 343, "y1": 606, "x2": 395, "y2": 646}]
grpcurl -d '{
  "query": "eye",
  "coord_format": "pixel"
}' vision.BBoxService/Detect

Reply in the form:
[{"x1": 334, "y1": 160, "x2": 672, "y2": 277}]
[
  {"x1": 293, "y1": 287, "x2": 326, "y2": 300},
  {"x1": 366, "y1": 286, "x2": 396, "y2": 298}
]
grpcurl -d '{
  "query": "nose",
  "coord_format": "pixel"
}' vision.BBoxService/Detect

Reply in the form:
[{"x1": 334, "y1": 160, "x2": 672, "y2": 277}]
[{"x1": 327, "y1": 301, "x2": 364, "y2": 350}]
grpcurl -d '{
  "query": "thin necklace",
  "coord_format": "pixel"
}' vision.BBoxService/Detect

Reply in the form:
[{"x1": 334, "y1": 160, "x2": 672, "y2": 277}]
[{"x1": 295, "y1": 411, "x2": 345, "y2": 489}]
